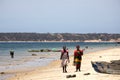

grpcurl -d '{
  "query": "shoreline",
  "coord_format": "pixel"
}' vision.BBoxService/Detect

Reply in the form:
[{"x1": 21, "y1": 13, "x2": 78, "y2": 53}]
[
  {"x1": 0, "y1": 41, "x2": 118, "y2": 43},
  {"x1": 7, "y1": 47, "x2": 120, "y2": 80}
]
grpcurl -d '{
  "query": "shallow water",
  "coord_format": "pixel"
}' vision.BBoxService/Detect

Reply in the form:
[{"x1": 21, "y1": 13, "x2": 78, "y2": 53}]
[
  {"x1": 0, "y1": 42, "x2": 119, "y2": 67},
  {"x1": 0, "y1": 42, "x2": 119, "y2": 80}
]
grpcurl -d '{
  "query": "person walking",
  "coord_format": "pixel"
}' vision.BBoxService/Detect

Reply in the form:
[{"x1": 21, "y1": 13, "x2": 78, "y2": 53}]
[
  {"x1": 60, "y1": 46, "x2": 70, "y2": 73},
  {"x1": 10, "y1": 49, "x2": 14, "y2": 58},
  {"x1": 73, "y1": 45, "x2": 84, "y2": 72}
]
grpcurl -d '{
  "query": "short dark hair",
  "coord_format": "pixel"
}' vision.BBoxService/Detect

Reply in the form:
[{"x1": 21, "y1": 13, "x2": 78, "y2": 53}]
[{"x1": 76, "y1": 45, "x2": 80, "y2": 48}]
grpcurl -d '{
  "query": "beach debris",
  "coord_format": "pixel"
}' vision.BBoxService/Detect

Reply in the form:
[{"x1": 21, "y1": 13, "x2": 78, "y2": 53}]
[
  {"x1": 91, "y1": 60, "x2": 120, "y2": 74},
  {"x1": 66, "y1": 75, "x2": 71, "y2": 78},
  {"x1": 84, "y1": 73, "x2": 90, "y2": 75},
  {"x1": 0, "y1": 72, "x2": 5, "y2": 74},
  {"x1": 40, "y1": 57, "x2": 45, "y2": 59},
  {"x1": 72, "y1": 74, "x2": 76, "y2": 77},
  {"x1": 32, "y1": 54, "x2": 37, "y2": 56},
  {"x1": 66, "y1": 74, "x2": 76, "y2": 78}
]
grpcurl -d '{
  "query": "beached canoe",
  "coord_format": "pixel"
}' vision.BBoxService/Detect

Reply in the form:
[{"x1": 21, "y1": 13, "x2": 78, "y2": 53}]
[{"x1": 91, "y1": 60, "x2": 120, "y2": 74}]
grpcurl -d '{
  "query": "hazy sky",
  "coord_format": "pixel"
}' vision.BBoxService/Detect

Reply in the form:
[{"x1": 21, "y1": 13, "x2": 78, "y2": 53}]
[{"x1": 0, "y1": 0, "x2": 120, "y2": 33}]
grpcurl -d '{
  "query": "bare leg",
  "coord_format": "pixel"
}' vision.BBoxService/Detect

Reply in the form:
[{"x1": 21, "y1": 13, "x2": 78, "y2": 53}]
[
  {"x1": 79, "y1": 62, "x2": 81, "y2": 71},
  {"x1": 12, "y1": 54, "x2": 14, "y2": 58},
  {"x1": 65, "y1": 65, "x2": 67, "y2": 73},
  {"x1": 76, "y1": 65, "x2": 78, "y2": 72},
  {"x1": 63, "y1": 66, "x2": 64, "y2": 73}
]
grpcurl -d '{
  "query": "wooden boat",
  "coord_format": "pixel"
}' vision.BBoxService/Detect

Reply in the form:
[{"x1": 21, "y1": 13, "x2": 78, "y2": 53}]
[{"x1": 91, "y1": 60, "x2": 120, "y2": 74}]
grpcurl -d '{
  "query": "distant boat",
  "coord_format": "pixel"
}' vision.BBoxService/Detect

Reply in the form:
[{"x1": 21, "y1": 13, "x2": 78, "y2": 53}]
[{"x1": 28, "y1": 49, "x2": 61, "y2": 52}]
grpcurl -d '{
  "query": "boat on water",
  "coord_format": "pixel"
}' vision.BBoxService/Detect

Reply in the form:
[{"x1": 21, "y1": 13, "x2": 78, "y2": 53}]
[
  {"x1": 28, "y1": 49, "x2": 61, "y2": 52},
  {"x1": 91, "y1": 60, "x2": 120, "y2": 74}
]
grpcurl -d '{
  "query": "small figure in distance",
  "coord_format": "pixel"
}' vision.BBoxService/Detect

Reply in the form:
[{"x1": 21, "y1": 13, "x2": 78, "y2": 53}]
[
  {"x1": 10, "y1": 49, "x2": 14, "y2": 58},
  {"x1": 85, "y1": 46, "x2": 88, "y2": 49},
  {"x1": 60, "y1": 46, "x2": 70, "y2": 73}
]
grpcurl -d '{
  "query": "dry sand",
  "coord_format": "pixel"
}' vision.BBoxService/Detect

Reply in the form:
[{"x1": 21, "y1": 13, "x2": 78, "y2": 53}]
[{"x1": 7, "y1": 48, "x2": 120, "y2": 80}]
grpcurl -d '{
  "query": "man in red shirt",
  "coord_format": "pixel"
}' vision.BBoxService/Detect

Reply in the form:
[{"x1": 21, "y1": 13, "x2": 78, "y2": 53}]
[{"x1": 73, "y1": 45, "x2": 84, "y2": 72}]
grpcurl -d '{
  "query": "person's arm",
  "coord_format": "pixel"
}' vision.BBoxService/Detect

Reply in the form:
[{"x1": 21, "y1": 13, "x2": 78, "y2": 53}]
[
  {"x1": 67, "y1": 51, "x2": 70, "y2": 63},
  {"x1": 73, "y1": 50, "x2": 76, "y2": 64},
  {"x1": 60, "y1": 52, "x2": 63, "y2": 60},
  {"x1": 67, "y1": 51, "x2": 69, "y2": 59},
  {"x1": 82, "y1": 49, "x2": 85, "y2": 51},
  {"x1": 80, "y1": 50, "x2": 83, "y2": 55}
]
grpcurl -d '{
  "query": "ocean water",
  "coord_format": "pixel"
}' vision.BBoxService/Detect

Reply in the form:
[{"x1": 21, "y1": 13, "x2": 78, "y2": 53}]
[
  {"x1": 0, "y1": 42, "x2": 118, "y2": 55},
  {"x1": 0, "y1": 42, "x2": 119, "y2": 80},
  {"x1": 0, "y1": 42, "x2": 119, "y2": 67},
  {"x1": 0, "y1": 42, "x2": 119, "y2": 61}
]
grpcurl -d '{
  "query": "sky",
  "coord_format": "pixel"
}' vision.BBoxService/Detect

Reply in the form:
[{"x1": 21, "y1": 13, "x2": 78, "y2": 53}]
[{"x1": 0, "y1": 0, "x2": 120, "y2": 33}]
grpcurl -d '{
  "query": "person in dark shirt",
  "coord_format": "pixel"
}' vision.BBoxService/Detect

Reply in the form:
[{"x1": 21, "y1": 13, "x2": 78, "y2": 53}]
[
  {"x1": 10, "y1": 49, "x2": 14, "y2": 58},
  {"x1": 73, "y1": 45, "x2": 84, "y2": 72}
]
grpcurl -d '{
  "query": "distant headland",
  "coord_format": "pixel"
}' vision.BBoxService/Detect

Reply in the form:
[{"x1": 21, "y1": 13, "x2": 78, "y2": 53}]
[{"x1": 0, "y1": 33, "x2": 120, "y2": 42}]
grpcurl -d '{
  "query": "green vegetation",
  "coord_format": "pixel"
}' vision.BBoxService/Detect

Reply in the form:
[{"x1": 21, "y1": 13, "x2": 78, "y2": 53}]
[{"x1": 0, "y1": 33, "x2": 119, "y2": 42}]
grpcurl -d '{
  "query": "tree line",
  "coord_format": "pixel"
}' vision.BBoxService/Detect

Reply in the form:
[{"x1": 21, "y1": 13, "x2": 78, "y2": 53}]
[{"x1": 0, "y1": 33, "x2": 120, "y2": 41}]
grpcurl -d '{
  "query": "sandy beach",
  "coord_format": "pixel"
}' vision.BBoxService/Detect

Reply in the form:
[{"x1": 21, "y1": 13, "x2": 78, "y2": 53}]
[{"x1": 4, "y1": 47, "x2": 120, "y2": 80}]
